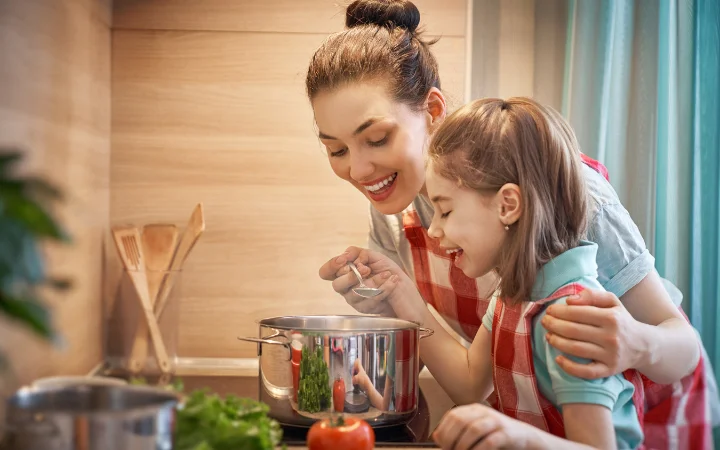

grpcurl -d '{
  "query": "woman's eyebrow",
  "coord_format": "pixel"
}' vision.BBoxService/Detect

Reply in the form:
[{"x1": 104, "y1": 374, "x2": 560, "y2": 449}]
[{"x1": 317, "y1": 117, "x2": 387, "y2": 140}]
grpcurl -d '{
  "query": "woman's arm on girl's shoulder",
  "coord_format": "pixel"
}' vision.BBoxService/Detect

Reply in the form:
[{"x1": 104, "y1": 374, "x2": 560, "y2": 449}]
[
  {"x1": 543, "y1": 274, "x2": 699, "y2": 383},
  {"x1": 610, "y1": 271, "x2": 699, "y2": 383},
  {"x1": 544, "y1": 197, "x2": 699, "y2": 382}
]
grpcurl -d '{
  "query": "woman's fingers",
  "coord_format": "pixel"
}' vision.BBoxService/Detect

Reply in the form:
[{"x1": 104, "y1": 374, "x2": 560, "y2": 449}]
[
  {"x1": 319, "y1": 252, "x2": 350, "y2": 281},
  {"x1": 555, "y1": 356, "x2": 612, "y2": 379},
  {"x1": 331, "y1": 266, "x2": 388, "y2": 294},
  {"x1": 318, "y1": 246, "x2": 366, "y2": 281},
  {"x1": 545, "y1": 333, "x2": 606, "y2": 361},
  {"x1": 566, "y1": 289, "x2": 622, "y2": 308},
  {"x1": 544, "y1": 304, "x2": 611, "y2": 328},
  {"x1": 541, "y1": 315, "x2": 606, "y2": 342},
  {"x1": 334, "y1": 262, "x2": 372, "y2": 280}
]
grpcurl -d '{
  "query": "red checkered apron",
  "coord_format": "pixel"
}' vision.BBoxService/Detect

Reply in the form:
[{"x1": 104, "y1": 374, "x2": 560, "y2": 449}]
[
  {"x1": 490, "y1": 283, "x2": 645, "y2": 445},
  {"x1": 403, "y1": 153, "x2": 713, "y2": 449}
]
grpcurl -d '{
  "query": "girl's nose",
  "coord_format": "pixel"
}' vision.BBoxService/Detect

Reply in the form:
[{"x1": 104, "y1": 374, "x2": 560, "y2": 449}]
[{"x1": 428, "y1": 220, "x2": 443, "y2": 239}]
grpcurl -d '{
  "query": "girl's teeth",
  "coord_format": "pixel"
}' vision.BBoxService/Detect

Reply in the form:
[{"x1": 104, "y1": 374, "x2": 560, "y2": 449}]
[
  {"x1": 445, "y1": 248, "x2": 461, "y2": 255},
  {"x1": 364, "y1": 173, "x2": 397, "y2": 192}
]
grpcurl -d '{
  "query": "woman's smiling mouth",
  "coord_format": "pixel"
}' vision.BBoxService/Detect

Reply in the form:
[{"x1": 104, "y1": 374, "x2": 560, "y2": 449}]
[{"x1": 361, "y1": 173, "x2": 398, "y2": 201}]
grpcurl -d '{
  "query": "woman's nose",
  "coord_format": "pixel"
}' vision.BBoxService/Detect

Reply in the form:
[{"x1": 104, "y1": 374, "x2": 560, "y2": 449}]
[{"x1": 349, "y1": 149, "x2": 375, "y2": 181}]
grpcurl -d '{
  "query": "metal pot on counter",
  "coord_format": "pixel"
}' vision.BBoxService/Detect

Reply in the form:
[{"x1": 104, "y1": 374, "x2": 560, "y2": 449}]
[
  {"x1": 237, "y1": 315, "x2": 434, "y2": 428},
  {"x1": 1, "y1": 384, "x2": 179, "y2": 450}
]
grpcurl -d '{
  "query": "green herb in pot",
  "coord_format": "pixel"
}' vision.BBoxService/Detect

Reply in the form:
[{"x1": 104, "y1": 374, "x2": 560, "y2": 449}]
[{"x1": 298, "y1": 346, "x2": 332, "y2": 413}]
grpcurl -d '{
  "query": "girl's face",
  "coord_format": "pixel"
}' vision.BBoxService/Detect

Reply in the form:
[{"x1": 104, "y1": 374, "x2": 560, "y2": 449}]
[
  {"x1": 311, "y1": 82, "x2": 445, "y2": 215},
  {"x1": 425, "y1": 162, "x2": 511, "y2": 279}
]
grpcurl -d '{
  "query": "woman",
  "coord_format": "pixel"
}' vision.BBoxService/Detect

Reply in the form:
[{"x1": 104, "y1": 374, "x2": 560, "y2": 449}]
[{"x1": 306, "y1": 0, "x2": 715, "y2": 446}]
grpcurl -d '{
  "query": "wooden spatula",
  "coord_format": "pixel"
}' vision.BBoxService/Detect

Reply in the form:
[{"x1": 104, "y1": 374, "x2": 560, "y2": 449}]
[
  {"x1": 111, "y1": 226, "x2": 171, "y2": 374},
  {"x1": 155, "y1": 203, "x2": 205, "y2": 318},
  {"x1": 126, "y1": 224, "x2": 178, "y2": 372}
]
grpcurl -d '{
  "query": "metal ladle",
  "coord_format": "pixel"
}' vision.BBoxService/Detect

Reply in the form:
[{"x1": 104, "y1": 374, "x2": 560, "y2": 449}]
[{"x1": 347, "y1": 261, "x2": 383, "y2": 298}]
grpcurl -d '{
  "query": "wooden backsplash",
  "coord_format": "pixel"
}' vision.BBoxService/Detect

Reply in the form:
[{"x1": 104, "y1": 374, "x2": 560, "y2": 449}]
[
  {"x1": 0, "y1": 0, "x2": 110, "y2": 390},
  {"x1": 111, "y1": 0, "x2": 469, "y2": 359}
]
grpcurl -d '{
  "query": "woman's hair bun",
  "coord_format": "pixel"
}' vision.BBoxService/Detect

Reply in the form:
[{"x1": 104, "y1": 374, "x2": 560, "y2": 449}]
[{"x1": 345, "y1": 0, "x2": 421, "y2": 33}]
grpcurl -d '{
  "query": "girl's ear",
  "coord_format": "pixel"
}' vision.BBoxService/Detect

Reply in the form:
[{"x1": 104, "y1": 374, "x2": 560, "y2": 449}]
[
  {"x1": 498, "y1": 183, "x2": 522, "y2": 226},
  {"x1": 425, "y1": 87, "x2": 446, "y2": 131}
]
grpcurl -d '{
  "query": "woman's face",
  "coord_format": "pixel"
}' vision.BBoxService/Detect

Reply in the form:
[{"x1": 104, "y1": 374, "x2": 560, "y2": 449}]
[{"x1": 311, "y1": 82, "x2": 444, "y2": 215}]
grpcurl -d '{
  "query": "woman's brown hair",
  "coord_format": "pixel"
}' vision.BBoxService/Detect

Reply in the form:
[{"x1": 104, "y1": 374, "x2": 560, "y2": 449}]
[
  {"x1": 305, "y1": 0, "x2": 440, "y2": 109},
  {"x1": 428, "y1": 97, "x2": 588, "y2": 305}
]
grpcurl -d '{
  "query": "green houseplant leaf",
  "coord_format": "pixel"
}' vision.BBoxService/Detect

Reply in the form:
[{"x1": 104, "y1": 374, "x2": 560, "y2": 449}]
[
  {"x1": 0, "y1": 149, "x2": 71, "y2": 350},
  {"x1": 0, "y1": 294, "x2": 53, "y2": 339}
]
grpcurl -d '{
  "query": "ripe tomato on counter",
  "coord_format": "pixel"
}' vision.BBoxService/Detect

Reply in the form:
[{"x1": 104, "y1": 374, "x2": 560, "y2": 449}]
[{"x1": 307, "y1": 415, "x2": 374, "y2": 450}]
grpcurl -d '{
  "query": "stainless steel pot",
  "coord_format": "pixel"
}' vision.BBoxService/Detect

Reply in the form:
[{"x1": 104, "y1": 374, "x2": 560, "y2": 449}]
[
  {"x1": 238, "y1": 315, "x2": 433, "y2": 428},
  {"x1": 1, "y1": 384, "x2": 179, "y2": 450}
]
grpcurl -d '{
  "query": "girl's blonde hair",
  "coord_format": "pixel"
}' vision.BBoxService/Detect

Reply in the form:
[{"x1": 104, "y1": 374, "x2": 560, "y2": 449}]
[{"x1": 428, "y1": 97, "x2": 588, "y2": 305}]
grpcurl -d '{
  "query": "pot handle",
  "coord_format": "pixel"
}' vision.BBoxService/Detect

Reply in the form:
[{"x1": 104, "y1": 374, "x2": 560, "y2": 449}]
[
  {"x1": 419, "y1": 327, "x2": 434, "y2": 339},
  {"x1": 236, "y1": 336, "x2": 289, "y2": 346},
  {"x1": 237, "y1": 336, "x2": 292, "y2": 361}
]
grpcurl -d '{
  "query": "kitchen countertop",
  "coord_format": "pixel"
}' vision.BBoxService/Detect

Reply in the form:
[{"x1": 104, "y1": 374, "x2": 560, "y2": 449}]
[{"x1": 93, "y1": 360, "x2": 445, "y2": 449}]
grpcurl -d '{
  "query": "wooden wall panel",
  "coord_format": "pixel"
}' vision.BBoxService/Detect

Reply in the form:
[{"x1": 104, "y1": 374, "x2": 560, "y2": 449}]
[
  {"x1": 111, "y1": 2, "x2": 467, "y2": 359},
  {"x1": 113, "y1": 0, "x2": 466, "y2": 36},
  {"x1": 0, "y1": 0, "x2": 110, "y2": 393}
]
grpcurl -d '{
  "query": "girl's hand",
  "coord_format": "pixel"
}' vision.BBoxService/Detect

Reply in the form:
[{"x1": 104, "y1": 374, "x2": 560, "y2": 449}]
[
  {"x1": 351, "y1": 359, "x2": 370, "y2": 391},
  {"x1": 318, "y1": 246, "x2": 428, "y2": 324},
  {"x1": 541, "y1": 288, "x2": 645, "y2": 379},
  {"x1": 433, "y1": 404, "x2": 538, "y2": 450}
]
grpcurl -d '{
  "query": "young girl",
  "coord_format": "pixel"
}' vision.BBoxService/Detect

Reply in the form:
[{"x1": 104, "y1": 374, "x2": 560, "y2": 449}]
[
  {"x1": 309, "y1": 0, "x2": 715, "y2": 446},
  {"x1": 387, "y1": 97, "x2": 645, "y2": 449}
]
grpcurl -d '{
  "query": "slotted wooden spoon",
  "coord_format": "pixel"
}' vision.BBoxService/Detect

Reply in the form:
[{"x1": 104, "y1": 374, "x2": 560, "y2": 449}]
[{"x1": 112, "y1": 226, "x2": 171, "y2": 374}]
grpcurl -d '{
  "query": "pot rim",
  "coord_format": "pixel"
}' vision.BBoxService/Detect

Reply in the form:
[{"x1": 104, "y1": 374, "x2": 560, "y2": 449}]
[
  {"x1": 6, "y1": 384, "x2": 181, "y2": 418},
  {"x1": 256, "y1": 314, "x2": 423, "y2": 332}
]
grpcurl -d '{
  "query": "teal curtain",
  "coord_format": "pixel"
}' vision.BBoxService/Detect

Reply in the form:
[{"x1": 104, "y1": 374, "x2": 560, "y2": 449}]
[
  {"x1": 689, "y1": 0, "x2": 720, "y2": 384},
  {"x1": 561, "y1": 0, "x2": 720, "y2": 385}
]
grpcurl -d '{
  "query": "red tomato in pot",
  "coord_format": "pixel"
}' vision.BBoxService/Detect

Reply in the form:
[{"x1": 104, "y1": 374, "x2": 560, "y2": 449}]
[
  {"x1": 307, "y1": 416, "x2": 374, "y2": 450},
  {"x1": 332, "y1": 377, "x2": 345, "y2": 412}
]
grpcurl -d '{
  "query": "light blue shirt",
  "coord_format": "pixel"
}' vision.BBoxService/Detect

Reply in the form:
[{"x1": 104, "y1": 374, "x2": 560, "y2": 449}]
[{"x1": 482, "y1": 241, "x2": 644, "y2": 449}]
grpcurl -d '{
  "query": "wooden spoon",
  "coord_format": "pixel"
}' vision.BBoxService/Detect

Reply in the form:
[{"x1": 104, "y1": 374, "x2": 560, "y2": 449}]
[{"x1": 155, "y1": 203, "x2": 205, "y2": 318}]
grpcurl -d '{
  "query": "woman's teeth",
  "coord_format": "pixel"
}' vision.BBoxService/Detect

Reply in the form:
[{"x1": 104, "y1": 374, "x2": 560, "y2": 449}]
[
  {"x1": 446, "y1": 248, "x2": 463, "y2": 255},
  {"x1": 364, "y1": 173, "x2": 397, "y2": 192}
]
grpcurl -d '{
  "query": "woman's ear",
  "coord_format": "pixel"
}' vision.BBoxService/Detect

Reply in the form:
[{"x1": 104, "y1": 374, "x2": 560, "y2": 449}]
[
  {"x1": 425, "y1": 88, "x2": 446, "y2": 131},
  {"x1": 498, "y1": 183, "x2": 522, "y2": 226}
]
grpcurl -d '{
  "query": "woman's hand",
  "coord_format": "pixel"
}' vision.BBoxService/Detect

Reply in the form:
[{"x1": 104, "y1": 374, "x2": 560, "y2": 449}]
[
  {"x1": 318, "y1": 246, "x2": 400, "y2": 316},
  {"x1": 433, "y1": 404, "x2": 538, "y2": 450},
  {"x1": 541, "y1": 288, "x2": 646, "y2": 379},
  {"x1": 318, "y1": 246, "x2": 428, "y2": 324},
  {"x1": 544, "y1": 272, "x2": 700, "y2": 384}
]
